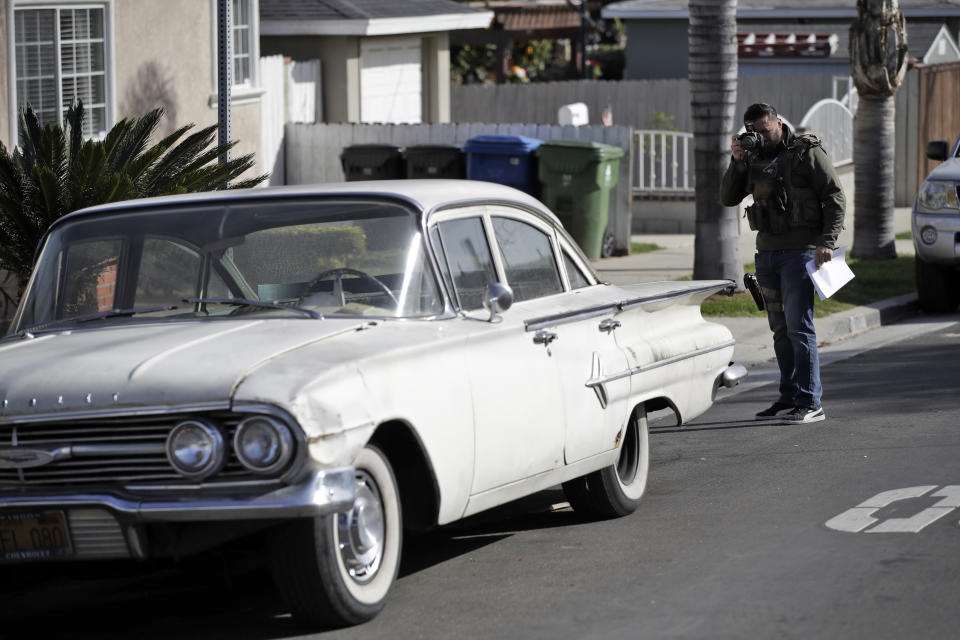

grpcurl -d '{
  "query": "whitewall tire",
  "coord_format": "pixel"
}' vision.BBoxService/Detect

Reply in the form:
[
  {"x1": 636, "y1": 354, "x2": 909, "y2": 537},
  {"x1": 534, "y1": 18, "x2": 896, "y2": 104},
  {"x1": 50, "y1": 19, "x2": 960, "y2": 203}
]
[
  {"x1": 562, "y1": 406, "x2": 649, "y2": 519},
  {"x1": 270, "y1": 444, "x2": 402, "y2": 628}
]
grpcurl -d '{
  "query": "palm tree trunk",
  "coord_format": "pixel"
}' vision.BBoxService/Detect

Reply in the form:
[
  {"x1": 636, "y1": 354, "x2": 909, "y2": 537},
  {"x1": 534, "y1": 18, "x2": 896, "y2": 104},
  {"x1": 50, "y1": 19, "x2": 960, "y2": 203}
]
[
  {"x1": 849, "y1": 0, "x2": 908, "y2": 259},
  {"x1": 852, "y1": 94, "x2": 897, "y2": 258},
  {"x1": 690, "y1": 0, "x2": 743, "y2": 285}
]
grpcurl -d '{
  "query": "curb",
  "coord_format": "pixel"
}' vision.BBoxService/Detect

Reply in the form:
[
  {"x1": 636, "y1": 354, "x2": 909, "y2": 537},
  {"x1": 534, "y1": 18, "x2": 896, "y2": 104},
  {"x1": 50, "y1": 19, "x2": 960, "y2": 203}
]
[{"x1": 816, "y1": 293, "x2": 919, "y2": 344}]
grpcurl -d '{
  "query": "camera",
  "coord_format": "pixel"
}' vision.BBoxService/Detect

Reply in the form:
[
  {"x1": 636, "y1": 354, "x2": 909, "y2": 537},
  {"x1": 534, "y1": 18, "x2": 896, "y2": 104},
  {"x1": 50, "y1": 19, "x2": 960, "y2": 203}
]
[{"x1": 738, "y1": 131, "x2": 764, "y2": 152}]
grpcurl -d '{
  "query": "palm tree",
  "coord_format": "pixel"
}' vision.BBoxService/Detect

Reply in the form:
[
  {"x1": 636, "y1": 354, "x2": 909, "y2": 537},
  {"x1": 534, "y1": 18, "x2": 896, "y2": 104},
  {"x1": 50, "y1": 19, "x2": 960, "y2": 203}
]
[
  {"x1": 849, "y1": 0, "x2": 908, "y2": 259},
  {"x1": 0, "y1": 102, "x2": 266, "y2": 295},
  {"x1": 689, "y1": 0, "x2": 743, "y2": 287}
]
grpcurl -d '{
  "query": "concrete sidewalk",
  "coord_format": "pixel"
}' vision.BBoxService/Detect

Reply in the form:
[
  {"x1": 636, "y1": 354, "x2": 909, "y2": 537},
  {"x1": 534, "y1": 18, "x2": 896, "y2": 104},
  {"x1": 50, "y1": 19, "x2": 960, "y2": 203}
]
[{"x1": 589, "y1": 206, "x2": 918, "y2": 369}]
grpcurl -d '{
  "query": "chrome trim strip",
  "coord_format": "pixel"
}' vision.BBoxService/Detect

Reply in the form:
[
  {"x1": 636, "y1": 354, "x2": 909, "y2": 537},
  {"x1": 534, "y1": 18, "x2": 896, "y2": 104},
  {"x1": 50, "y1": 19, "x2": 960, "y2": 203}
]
[
  {"x1": 0, "y1": 401, "x2": 232, "y2": 425},
  {"x1": 71, "y1": 443, "x2": 165, "y2": 457},
  {"x1": 0, "y1": 468, "x2": 356, "y2": 522},
  {"x1": 585, "y1": 339, "x2": 737, "y2": 387},
  {"x1": 524, "y1": 282, "x2": 732, "y2": 331},
  {"x1": 618, "y1": 282, "x2": 731, "y2": 311},
  {"x1": 525, "y1": 303, "x2": 620, "y2": 332}
]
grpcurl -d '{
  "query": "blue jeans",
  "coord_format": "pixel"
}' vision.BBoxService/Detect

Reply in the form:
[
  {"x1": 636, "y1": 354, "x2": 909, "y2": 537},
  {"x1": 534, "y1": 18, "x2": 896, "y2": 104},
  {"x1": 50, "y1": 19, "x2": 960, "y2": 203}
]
[{"x1": 755, "y1": 249, "x2": 821, "y2": 408}]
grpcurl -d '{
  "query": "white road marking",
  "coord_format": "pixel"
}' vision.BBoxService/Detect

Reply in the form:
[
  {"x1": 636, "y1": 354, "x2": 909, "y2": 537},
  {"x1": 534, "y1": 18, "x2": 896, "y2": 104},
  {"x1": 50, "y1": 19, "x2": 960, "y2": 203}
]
[
  {"x1": 868, "y1": 486, "x2": 960, "y2": 533},
  {"x1": 825, "y1": 486, "x2": 938, "y2": 533}
]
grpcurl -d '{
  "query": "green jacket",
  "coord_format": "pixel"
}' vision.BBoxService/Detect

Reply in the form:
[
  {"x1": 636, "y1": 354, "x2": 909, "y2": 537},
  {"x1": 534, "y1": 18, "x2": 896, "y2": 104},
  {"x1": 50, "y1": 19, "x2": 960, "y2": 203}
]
[{"x1": 720, "y1": 124, "x2": 846, "y2": 251}]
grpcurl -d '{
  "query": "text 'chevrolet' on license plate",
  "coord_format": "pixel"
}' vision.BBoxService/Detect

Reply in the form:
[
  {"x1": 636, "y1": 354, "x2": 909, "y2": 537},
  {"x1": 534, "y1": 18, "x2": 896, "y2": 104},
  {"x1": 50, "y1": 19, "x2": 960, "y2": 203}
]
[{"x1": 0, "y1": 511, "x2": 73, "y2": 561}]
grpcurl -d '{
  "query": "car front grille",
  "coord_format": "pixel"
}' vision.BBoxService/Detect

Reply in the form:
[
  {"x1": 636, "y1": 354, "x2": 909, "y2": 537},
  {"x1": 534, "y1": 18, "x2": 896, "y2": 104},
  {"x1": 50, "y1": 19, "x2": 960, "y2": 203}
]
[{"x1": 0, "y1": 411, "x2": 287, "y2": 487}]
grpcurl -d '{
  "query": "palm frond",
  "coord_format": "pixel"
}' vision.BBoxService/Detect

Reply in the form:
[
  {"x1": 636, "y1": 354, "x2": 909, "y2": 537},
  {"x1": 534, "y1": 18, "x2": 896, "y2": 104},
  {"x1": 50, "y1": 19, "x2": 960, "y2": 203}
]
[
  {"x1": 1, "y1": 102, "x2": 267, "y2": 284},
  {"x1": 105, "y1": 108, "x2": 163, "y2": 177}
]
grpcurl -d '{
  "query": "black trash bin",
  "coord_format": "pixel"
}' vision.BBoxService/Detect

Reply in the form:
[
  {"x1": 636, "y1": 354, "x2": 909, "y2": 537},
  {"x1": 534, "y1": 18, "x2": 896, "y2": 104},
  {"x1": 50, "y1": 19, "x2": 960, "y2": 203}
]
[
  {"x1": 404, "y1": 145, "x2": 465, "y2": 179},
  {"x1": 340, "y1": 144, "x2": 405, "y2": 181}
]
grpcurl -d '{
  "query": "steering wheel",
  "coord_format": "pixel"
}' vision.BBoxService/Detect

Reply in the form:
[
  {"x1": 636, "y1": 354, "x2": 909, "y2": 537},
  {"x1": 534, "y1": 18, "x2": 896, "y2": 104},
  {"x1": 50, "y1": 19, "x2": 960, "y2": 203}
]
[{"x1": 301, "y1": 267, "x2": 398, "y2": 307}]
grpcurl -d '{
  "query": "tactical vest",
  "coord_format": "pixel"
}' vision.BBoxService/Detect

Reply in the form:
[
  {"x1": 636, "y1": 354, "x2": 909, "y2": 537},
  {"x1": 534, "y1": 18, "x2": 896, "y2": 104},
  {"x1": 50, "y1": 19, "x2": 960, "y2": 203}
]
[{"x1": 744, "y1": 134, "x2": 824, "y2": 234}]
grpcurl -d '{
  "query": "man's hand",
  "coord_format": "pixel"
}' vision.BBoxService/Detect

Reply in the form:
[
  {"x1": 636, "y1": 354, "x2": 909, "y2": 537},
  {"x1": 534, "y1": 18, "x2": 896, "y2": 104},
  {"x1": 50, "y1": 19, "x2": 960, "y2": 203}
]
[
  {"x1": 814, "y1": 246, "x2": 833, "y2": 269},
  {"x1": 730, "y1": 136, "x2": 744, "y2": 162}
]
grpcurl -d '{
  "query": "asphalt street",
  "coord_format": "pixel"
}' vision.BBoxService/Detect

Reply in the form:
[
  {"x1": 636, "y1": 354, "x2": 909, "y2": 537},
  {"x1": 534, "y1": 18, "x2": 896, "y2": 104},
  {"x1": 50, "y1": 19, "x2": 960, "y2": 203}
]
[{"x1": 2, "y1": 313, "x2": 958, "y2": 640}]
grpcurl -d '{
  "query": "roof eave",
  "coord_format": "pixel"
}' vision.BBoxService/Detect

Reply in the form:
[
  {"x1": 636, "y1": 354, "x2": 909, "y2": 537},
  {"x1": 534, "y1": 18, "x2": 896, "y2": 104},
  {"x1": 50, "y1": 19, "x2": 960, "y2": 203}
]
[
  {"x1": 261, "y1": 12, "x2": 494, "y2": 36},
  {"x1": 602, "y1": 7, "x2": 960, "y2": 19}
]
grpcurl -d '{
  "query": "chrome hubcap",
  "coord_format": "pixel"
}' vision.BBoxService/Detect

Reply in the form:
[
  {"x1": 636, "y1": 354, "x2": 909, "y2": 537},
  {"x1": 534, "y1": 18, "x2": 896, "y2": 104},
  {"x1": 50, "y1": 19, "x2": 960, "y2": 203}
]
[{"x1": 337, "y1": 471, "x2": 385, "y2": 583}]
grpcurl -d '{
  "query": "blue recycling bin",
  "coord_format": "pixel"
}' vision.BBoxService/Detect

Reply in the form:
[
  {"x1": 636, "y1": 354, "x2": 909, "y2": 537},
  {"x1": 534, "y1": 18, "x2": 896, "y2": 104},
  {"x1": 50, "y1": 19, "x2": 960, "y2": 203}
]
[{"x1": 463, "y1": 135, "x2": 543, "y2": 196}]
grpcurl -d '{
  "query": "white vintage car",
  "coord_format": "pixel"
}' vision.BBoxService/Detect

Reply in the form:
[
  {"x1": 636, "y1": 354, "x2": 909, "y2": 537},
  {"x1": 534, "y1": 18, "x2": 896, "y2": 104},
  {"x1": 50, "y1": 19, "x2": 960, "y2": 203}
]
[{"x1": 0, "y1": 181, "x2": 744, "y2": 627}]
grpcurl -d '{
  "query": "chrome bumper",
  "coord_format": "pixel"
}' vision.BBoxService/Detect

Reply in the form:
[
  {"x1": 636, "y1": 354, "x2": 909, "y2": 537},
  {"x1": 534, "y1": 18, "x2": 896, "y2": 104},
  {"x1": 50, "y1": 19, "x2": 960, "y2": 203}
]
[
  {"x1": 0, "y1": 467, "x2": 356, "y2": 523},
  {"x1": 718, "y1": 363, "x2": 748, "y2": 388},
  {"x1": 913, "y1": 210, "x2": 960, "y2": 263}
]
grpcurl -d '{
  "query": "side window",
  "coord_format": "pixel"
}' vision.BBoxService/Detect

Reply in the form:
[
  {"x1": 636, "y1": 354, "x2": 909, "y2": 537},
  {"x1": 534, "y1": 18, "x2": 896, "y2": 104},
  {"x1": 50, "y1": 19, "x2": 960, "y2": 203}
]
[
  {"x1": 59, "y1": 239, "x2": 122, "y2": 316},
  {"x1": 563, "y1": 250, "x2": 592, "y2": 289},
  {"x1": 435, "y1": 217, "x2": 497, "y2": 311},
  {"x1": 135, "y1": 238, "x2": 201, "y2": 308},
  {"x1": 491, "y1": 217, "x2": 562, "y2": 302}
]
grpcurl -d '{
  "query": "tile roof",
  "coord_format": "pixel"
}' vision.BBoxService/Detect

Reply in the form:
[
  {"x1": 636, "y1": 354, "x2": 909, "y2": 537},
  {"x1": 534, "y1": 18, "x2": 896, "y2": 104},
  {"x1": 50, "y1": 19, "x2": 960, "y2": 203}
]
[
  {"x1": 736, "y1": 21, "x2": 953, "y2": 60},
  {"x1": 739, "y1": 32, "x2": 839, "y2": 58},
  {"x1": 496, "y1": 6, "x2": 582, "y2": 32}
]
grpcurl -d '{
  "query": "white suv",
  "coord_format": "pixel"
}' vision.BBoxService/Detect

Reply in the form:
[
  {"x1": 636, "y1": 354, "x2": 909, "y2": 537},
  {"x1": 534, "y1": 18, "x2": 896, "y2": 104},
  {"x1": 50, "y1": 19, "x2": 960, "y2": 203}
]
[{"x1": 913, "y1": 135, "x2": 960, "y2": 313}]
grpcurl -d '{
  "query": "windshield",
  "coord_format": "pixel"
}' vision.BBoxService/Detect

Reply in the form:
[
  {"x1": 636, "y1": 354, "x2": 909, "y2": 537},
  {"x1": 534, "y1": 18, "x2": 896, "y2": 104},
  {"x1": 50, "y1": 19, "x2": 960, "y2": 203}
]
[{"x1": 12, "y1": 197, "x2": 445, "y2": 333}]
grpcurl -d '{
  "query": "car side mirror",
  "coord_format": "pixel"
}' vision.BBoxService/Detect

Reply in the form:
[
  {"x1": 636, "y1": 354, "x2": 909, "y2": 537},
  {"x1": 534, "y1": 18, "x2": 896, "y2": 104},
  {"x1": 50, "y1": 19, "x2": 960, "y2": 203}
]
[
  {"x1": 482, "y1": 283, "x2": 513, "y2": 322},
  {"x1": 926, "y1": 140, "x2": 949, "y2": 162}
]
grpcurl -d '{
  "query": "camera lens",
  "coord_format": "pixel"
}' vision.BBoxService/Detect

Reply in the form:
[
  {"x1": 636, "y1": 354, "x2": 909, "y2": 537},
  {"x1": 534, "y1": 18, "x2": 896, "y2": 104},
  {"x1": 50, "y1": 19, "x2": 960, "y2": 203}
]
[{"x1": 739, "y1": 132, "x2": 762, "y2": 151}]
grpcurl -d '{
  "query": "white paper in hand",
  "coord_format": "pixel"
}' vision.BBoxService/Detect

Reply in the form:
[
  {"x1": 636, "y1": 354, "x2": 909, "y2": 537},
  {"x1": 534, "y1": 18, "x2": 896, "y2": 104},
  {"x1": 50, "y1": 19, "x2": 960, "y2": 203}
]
[{"x1": 806, "y1": 246, "x2": 855, "y2": 300}]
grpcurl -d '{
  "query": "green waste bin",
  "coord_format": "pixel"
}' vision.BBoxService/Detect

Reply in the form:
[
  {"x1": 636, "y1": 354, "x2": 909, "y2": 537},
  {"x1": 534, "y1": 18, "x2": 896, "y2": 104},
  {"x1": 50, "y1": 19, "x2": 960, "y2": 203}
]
[{"x1": 536, "y1": 140, "x2": 624, "y2": 259}]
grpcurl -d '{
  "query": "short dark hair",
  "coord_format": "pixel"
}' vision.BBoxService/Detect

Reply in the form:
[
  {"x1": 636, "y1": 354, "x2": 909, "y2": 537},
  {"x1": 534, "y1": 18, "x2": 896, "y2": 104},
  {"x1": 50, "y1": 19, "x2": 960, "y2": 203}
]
[{"x1": 744, "y1": 103, "x2": 778, "y2": 124}]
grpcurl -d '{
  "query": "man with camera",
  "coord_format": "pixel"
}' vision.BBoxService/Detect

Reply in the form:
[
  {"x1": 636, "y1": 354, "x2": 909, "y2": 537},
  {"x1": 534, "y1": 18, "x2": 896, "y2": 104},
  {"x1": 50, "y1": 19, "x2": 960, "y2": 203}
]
[{"x1": 721, "y1": 103, "x2": 846, "y2": 424}]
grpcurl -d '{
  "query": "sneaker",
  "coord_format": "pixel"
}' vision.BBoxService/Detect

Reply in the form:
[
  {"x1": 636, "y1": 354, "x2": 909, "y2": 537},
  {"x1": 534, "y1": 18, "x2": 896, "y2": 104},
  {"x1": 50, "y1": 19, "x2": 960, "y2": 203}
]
[
  {"x1": 784, "y1": 406, "x2": 826, "y2": 423},
  {"x1": 755, "y1": 402, "x2": 794, "y2": 420}
]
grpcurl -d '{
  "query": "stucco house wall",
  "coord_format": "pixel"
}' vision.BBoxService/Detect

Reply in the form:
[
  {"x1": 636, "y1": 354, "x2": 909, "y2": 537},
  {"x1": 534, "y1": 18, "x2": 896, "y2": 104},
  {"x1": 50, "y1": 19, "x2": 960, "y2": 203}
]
[
  {"x1": 112, "y1": 0, "x2": 261, "y2": 166},
  {"x1": 623, "y1": 21, "x2": 688, "y2": 80},
  {"x1": 262, "y1": 31, "x2": 452, "y2": 124},
  {"x1": 3, "y1": 0, "x2": 261, "y2": 168}
]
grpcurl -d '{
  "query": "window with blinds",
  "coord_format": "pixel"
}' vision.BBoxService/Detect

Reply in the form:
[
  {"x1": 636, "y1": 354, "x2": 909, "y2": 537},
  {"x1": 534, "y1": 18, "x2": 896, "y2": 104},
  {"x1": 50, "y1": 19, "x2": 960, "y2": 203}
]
[
  {"x1": 232, "y1": 0, "x2": 251, "y2": 87},
  {"x1": 14, "y1": 6, "x2": 107, "y2": 138}
]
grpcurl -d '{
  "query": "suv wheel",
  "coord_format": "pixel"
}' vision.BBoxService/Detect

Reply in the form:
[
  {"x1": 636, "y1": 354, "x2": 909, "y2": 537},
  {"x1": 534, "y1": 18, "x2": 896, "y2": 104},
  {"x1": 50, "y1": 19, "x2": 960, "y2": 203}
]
[{"x1": 915, "y1": 256, "x2": 960, "y2": 313}]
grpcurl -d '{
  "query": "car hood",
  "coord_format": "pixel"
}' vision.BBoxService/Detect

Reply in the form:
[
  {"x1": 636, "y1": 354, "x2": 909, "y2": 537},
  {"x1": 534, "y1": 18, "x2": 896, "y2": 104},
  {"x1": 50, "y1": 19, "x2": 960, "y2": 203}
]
[
  {"x1": 0, "y1": 318, "x2": 370, "y2": 419},
  {"x1": 924, "y1": 157, "x2": 960, "y2": 182}
]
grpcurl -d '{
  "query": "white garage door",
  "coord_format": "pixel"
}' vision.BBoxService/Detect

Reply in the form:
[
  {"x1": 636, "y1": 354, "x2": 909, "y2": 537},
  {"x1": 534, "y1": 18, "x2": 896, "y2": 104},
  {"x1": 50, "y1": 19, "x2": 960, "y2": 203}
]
[{"x1": 360, "y1": 37, "x2": 422, "y2": 124}]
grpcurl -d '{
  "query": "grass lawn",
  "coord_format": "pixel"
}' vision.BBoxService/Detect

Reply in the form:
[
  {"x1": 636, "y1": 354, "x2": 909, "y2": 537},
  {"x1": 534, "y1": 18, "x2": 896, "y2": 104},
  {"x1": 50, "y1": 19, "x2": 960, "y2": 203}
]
[
  {"x1": 630, "y1": 242, "x2": 663, "y2": 253},
  {"x1": 700, "y1": 254, "x2": 916, "y2": 318}
]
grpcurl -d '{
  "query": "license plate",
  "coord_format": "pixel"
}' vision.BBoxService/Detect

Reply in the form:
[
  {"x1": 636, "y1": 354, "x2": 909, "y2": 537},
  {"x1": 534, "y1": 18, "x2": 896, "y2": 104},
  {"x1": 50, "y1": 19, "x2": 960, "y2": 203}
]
[{"x1": 0, "y1": 511, "x2": 73, "y2": 561}]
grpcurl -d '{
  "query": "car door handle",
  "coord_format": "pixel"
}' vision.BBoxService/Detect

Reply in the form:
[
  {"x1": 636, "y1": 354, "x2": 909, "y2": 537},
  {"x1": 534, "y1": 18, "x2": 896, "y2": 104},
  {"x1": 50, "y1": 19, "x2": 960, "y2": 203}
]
[
  {"x1": 598, "y1": 318, "x2": 621, "y2": 333},
  {"x1": 533, "y1": 330, "x2": 558, "y2": 346}
]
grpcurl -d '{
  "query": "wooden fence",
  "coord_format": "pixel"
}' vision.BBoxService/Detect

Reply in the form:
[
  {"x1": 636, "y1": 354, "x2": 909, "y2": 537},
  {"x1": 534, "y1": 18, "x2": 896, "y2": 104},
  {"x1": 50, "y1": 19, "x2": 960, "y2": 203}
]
[
  {"x1": 450, "y1": 75, "x2": 838, "y2": 131},
  {"x1": 916, "y1": 62, "x2": 960, "y2": 189},
  {"x1": 284, "y1": 122, "x2": 635, "y2": 254}
]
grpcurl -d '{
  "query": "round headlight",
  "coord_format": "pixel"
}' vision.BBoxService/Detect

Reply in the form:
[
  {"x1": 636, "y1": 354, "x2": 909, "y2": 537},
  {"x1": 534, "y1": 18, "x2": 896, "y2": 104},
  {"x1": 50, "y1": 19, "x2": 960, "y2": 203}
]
[
  {"x1": 233, "y1": 416, "x2": 293, "y2": 474},
  {"x1": 920, "y1": 225, "x2": 939, "y2": 246},
  {"x1": 166, "y1": 419, "x2": 225, "y2": 479}
]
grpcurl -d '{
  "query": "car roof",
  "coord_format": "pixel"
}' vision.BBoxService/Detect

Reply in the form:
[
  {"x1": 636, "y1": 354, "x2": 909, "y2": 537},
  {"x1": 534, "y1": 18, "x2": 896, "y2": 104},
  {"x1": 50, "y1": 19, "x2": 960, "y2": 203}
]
[{"x1": 55, "y1": 180, "x2": 562, "y2": 229}]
